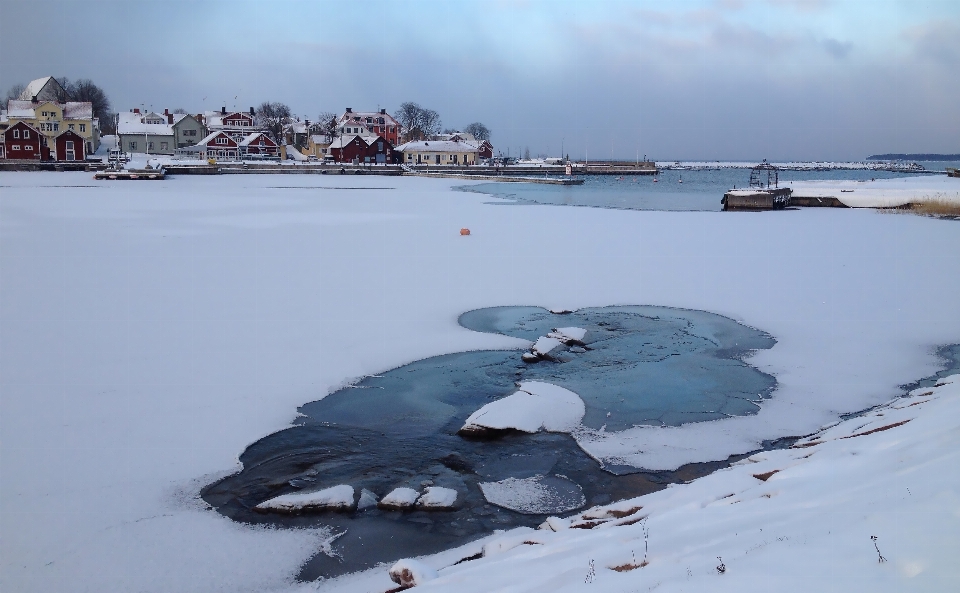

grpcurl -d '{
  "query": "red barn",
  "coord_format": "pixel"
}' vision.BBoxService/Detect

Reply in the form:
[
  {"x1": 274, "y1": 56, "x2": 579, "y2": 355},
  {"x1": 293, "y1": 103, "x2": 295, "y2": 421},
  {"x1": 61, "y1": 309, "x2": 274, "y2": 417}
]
[
  {"x1": 2, "y1": 122, "x2": 44, "y2": 160},
  {"x1": 55, "y1": 129, "x2": 86, "y2": 161}
]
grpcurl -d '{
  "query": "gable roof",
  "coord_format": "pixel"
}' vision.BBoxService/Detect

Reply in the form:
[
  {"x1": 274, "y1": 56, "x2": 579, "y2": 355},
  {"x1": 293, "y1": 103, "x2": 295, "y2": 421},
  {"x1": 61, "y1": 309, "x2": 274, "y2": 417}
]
[
  {"x1": 20, "y1": 77, "x2": 64, "y2": 102},
  {"x1": 5, "y1": 100, "x2": 94, "y2": 120},
  {"x1": 117, "y1": 111, "x2": 173, "y2": 136},
  {"x1": 338, "y1": 110, "x2": 399, "y2": 127},
  {"x1": 329, "y1": 134, "x2": 369, "y2": 150},
  {"x1": 395, "y1": 140, "x2": 480, "y2": 153},
  {"x1": 238, "y1": 132, "x2": 276, "y2": 147},
  {"x1": 197, "y1": 131, "x2": 236, "y2": 146}
]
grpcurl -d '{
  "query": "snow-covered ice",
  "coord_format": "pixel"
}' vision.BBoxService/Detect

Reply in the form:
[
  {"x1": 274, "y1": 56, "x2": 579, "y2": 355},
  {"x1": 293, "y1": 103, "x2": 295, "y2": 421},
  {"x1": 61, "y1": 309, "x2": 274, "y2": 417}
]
[
  {"x1": 416, "y1": 487, "x2": 458, "y2": 509},
  {"x1": 378, "y1": 487, "x2": 420, "y2": 510},
  {"x1": 256, "y1": 485, "x2": 355, "y2": 513},
  {"x1": 1, "y1": 171, "x2": 958, "y2": 592},
  {"x1": 460, "y1": 381, "x2": 585, "y2": 434},
  {"x1": 478, "y1": 475, "x2": 586, "y2": 514},
  {"x1": 786, "y1": 174, "x2": 960, "y2": 208}
]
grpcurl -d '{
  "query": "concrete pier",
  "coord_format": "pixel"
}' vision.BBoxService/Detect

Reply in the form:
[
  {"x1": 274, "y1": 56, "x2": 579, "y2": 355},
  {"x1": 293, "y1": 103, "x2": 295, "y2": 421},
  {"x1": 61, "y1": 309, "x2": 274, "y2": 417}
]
[{"x1": 721, "y1": 187, "x2": 792, "y2": 210}]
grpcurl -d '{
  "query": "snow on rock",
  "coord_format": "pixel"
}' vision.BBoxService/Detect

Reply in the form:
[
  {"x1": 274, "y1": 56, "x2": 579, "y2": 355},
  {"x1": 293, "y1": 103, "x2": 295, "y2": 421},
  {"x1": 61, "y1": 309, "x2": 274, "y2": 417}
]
[
  {"x1": 255, "y1": 485, "x2": 355, "y2": 513},
  {"x1": 549, "y1": 326, "x2": 587, "y2": 343},
  {"x1": 357, "y1": 488, "x2": 379, "y2": 510},
  {"x1": 540, "y1": 516, "x2": 571, "y2": 531},
  {"x1": 531, "y1": 336, "x2": 562, "y2": 356},
  {"x1": 478, "y1": 475, "x2": 586, "y2": 514},
  {"x1": 388, "y1": 558, "x2": 439, "y2": 587},
  {"x1": 416, "y1": 487, "x2": 458, "y2": 510},
  {"x1": 459, "y1": 381, "x2": 585, "y2": 436},
  {"x1": 378, "y1": 487, "x2": 420, "y2": 510}
]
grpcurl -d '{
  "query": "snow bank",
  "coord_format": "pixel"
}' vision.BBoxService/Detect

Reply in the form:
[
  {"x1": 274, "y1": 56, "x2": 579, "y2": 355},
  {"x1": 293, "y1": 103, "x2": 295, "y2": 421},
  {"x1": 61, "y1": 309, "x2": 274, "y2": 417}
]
[
  {"x1": 478, "y1": 475, "x2": 586, "y2": 514},
  {"x1": 786, "y1": 175, "x2": 960, "y2": 207},
  {"x1": 416, "y1": 487, "x2": 458, "y2": 509},
  {"x1": 459, "y1": 381, "x2": 585, "y2": 435},
  {"x1": 255, "y1": 485, "x2": 354, "y2": 513},
  {"x1": 379, "y1": 487, "x2": 420, "y2": 510}
]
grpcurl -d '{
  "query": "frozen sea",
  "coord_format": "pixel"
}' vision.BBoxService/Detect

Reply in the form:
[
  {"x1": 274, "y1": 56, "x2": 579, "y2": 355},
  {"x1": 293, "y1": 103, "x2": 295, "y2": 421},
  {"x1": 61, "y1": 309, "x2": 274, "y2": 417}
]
[{"x1": 1, "y1": 171, "x2": 958, "y2": 592}]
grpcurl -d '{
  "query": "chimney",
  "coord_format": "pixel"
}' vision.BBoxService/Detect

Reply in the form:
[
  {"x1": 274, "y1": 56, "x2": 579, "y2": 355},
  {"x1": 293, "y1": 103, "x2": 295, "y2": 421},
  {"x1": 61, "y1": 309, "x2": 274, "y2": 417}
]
[
  {"x1": 164, "y1": 108, "x2": 169, "y2": 116},
  {"x1": 380, "y1": 108, "x2": 386, "y2": 115},
  {"x1": 31, "y1": 95, "x2": 38, "y2": 103},
  {"x1": 134, "y1": 108, "x2": 140, "y2": 114},
  {"x1": 221, "y1": 106, "x2": 226, "y2": 115},
  {"x1": 249, "y1": 107, "x2": 254, "y2": 116},
  {"x1": 167, "y1": 113, "x2": 173, "y2": 124},
  {"x1": 196, "y1": 113, "x2": 204, "y2": 124},
  {"x1": 346, "y1": 107, "x2": 352, "y2": 113}
]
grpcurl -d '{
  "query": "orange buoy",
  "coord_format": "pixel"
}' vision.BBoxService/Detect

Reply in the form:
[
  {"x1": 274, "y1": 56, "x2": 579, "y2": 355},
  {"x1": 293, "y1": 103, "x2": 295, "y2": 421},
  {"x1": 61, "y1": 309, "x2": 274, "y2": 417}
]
[{"x1": 460, "y1": 228, "x2": 471, "y2": 236}]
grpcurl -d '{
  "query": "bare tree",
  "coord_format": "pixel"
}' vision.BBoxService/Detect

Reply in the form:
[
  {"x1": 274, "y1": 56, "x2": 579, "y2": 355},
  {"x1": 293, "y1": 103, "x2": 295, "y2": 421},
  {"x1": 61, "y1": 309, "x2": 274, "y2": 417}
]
[
  {"x1": 5, "y1": 83, "x2": 25, "y2": 101},
  {"x1": 54, "y1": 77, "x2": 112, "y2": 123},
  {"x1": 524, "y1": 146, "x2": 531, "y2": 160},
  {"x1": 395, "y1": 102, "x2": 442, "y2": 141},
  {"x1": 172, "y1": 108, "x2": 188, "y2": 114},
  {"x1": 255, "y1": 101, "x2": 292, "y2": 143},
  {"x1": 315, "y1": 111, "x2": 339, "y2": 138},
  {"x1": 464, "y1": 122, "x2": 491, "y2": 141}
]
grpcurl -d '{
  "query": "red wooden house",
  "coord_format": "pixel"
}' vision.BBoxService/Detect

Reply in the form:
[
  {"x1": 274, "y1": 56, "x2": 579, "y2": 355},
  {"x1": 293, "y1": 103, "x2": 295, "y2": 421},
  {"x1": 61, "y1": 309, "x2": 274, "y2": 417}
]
[
  {"x1": 329, "y1": 134, "x2": 397, "y2": 164},
  {"x1": 338, "y1": 108, "x2": 401, "y2": 145},
  {"x1": 2, "y1": 121, "x2": 46, "y2": 160},
  {"x1": 239, "y1": 132, "x2": 279, "y2": 157},
  {"x1": 195, "y1": 131, "x2": 240, "y2": 159},
  {"x1": 55, "y1": 129, "x2": 86, "y2": 161}
]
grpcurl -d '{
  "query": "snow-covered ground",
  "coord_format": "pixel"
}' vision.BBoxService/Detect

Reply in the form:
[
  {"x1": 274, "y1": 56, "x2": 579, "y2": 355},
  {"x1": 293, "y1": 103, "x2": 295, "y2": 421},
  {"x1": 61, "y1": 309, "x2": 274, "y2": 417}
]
[
  {"x1": 1, "y1": 172, "x2": 958, "y2": 592},
  {"x1": 785, "y1": 174, "x2": 960, "y2": 208}
]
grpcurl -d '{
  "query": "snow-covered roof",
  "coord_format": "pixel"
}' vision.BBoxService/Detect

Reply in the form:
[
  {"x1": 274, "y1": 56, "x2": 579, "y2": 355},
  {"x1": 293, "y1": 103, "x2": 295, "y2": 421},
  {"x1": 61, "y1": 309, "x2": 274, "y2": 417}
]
[
  {"x1": 238, "y1": 132, "x2": 274, "y2": 147},
  {"x1": 117, "y1": 111, "x2": 173, "y2": 136},
  {"x1": 310, "y1": 134, "x2": 333, "y2": 145},
  {"x1": 19, "y1": 77, "x2": 63, "y2": 101},
  {"x1": 395, "y1": 140, "x2": 480, "y2": 153},
  {"x1": 196, "y1": 131, "x2": 231, "y2": 146},
  {"x1": 329, "y1": 134, "x2": 369, "y2": 149},
  {"x1": 338, "y1": 110, "x2": 399, "y2": 127},
  {"x1": 5, "y1": 100, "x2": 94, "y2": 120}
]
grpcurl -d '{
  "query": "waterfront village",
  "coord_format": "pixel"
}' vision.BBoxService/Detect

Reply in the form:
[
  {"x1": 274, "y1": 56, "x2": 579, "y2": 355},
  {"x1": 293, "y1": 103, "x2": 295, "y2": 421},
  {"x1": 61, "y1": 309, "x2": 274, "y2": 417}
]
[{"x1": 0, "y1": 75, "x2": 500, "y2": 167}]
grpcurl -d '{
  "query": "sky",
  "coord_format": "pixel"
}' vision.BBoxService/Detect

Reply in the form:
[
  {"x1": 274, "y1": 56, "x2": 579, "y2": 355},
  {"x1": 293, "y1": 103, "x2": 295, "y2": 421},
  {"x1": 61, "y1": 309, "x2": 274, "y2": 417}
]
[{"x1": 1, "y1": 0, "x2": 958, "y2": 161}]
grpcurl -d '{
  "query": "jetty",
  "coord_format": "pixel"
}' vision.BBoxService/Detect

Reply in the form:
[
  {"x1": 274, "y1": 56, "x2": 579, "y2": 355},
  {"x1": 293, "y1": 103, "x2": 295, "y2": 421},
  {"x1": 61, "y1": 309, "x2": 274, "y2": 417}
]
[
  {"x1": 94, "y1": 168, "x2": 166, "y2": 180},
  {"x1": 722, "y1": 161, "x2": 792, "y2": 211}
]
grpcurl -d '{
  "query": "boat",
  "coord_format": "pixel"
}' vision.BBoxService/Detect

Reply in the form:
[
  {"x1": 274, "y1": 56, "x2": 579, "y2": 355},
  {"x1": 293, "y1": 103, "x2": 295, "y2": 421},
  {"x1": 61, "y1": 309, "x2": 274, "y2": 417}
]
[{"x1": 947, "y1": 167, "x2": 959, "y2": 178}]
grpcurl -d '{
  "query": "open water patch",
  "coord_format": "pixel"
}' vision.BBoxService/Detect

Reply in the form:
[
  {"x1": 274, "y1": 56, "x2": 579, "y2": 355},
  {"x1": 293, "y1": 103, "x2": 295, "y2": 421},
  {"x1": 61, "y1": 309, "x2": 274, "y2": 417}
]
[{"x1": 202, "y1": 305, "x2": 776, "y2": 580}]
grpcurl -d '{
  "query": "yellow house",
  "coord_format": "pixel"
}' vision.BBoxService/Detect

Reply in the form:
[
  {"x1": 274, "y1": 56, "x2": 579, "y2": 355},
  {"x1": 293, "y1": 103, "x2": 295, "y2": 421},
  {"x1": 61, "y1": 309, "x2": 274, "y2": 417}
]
[
  {"x1": 305, "y1": 134, "x2": 334, "y2": 159},
  {"x1": 5, "y1": 99, "x2": 100, "y2": 155},
  {"x1": 395, "y1": 139, "x2": 479, "y2": 166}
]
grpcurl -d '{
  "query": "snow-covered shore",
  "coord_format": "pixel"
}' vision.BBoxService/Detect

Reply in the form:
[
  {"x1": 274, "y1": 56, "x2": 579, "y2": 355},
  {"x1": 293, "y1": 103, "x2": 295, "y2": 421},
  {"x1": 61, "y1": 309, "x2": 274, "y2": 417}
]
[
  {"x1": 786, "y1": 175, "x2": 960, "y2": 208},
  {"x1": 321, "y1": 375, "x2": 960, "y2": 592},
  {"x1": 1, "y1": 172, "x2": 958, "y2": 592}
]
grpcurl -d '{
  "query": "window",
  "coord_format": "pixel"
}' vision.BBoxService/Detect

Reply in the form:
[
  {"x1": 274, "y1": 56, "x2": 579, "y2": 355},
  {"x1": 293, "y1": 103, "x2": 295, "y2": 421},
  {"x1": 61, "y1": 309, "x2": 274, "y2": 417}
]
[
  {"x1": 216, "y1": 136, "x2": 228, "y2": 145},
  {"x1": 13, "y1": 129, "x2": 19, "y2": 139},
  {"x1": 160, "y1": 142, "x2": 168, "y2": 150},
  {"x1": 12, "y1": 145, "x2": 20, "y2": 151},
  {"x1": 129, "y1": 141, "x2": 137, "y2": 150},
  {"x1": 148, "y1": 142, "x2": 154, "y2": 150},
  {"x1": 377, "y1": 141, "x2": 383, "y2": 151},
  {"x1": 66, "y1": 141, "x2": 74, "y2": 149},
  {"x1": 53, "y1": 123, "x2": 59, "y2": 132},
  {"x1": 69, "y1": 124, "x2": 75, "y2": 130},
  {"x1": 25, "y1": 145, "x2": 33, "y2": 150},
  {"x1": 23, "y1": 130, "x2": 30, "y2": 139},
  {"x1": 79, "y1": 124, "x2": 86, "y2": 132},
  {"x1": 42, "y1": 111, "x2": 48, "y2": 117}
]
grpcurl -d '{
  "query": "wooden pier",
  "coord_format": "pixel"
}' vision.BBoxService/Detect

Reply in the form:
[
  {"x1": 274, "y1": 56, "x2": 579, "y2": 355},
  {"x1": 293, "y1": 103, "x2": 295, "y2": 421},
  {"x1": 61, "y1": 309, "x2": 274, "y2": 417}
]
[{"x1": 721, "y1": 187, "x2": 792, "y2": 210}]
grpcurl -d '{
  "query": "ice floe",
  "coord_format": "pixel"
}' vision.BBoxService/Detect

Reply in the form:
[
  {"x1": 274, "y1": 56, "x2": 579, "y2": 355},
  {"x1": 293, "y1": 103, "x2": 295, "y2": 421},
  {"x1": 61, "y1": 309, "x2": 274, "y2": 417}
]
[
  {"x1": 478, "y1": 475, "x2": 586, "y2": 514},
  {"x1": 255, "y1": 485, "x2": 355, "y2": 513},
  {"x1": 459, "y1": 381, "x2": 585, "y2": 436}
]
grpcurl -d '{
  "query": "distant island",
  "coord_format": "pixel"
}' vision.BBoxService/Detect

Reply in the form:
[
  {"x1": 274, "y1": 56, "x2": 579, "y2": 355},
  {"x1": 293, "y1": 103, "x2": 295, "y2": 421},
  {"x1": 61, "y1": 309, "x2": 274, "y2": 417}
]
[{"x1": 867, "y1": 153, "x2": 960, "y2": 161}]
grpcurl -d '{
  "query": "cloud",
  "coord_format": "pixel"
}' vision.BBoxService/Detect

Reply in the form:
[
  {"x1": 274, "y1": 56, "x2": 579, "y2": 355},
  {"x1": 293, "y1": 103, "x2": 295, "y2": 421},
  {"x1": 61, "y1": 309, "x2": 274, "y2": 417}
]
[
  {"x1": 766, "y1": 0, "x2": 833, "y2": 12},
  {"x1": 821, "y1": 37, "x2": 853, "y2": 59},
  {"x1": 904, "y1": 20, "x2": 960, "y2": 66}
]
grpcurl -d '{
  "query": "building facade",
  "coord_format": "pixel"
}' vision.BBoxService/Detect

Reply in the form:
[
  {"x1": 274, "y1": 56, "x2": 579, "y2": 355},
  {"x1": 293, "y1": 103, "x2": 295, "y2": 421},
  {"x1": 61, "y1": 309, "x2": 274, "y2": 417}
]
[
  {"x1": 5, "y1": 98, "x2": 100, "y2": 155},
  {"x1": 337, "y1": 108, "x2": 401, "y2": 145},
  {"x1": 395, "y1": 139, "x2": 480, "y2": 165}
]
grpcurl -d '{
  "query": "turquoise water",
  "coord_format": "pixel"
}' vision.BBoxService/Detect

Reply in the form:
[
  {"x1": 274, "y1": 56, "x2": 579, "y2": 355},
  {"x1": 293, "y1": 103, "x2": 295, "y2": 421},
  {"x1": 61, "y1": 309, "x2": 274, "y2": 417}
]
[
  {"x1": 460, "y1": 169, "x2": 929, "y2": 211},
  {"x1": 203, "y1": 306, "x2": 776, "y2": 578}
]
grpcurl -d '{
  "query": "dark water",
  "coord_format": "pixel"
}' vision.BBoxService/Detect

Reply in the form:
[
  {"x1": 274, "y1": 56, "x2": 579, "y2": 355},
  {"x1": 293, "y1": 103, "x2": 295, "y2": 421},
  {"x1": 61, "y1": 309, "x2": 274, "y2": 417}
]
[
  {"x1": 202, "y1": 306, "x2": 777, "y2": 579},
  {"x1": 459, "y1": 169, "x2": 927, "y2": 211}
]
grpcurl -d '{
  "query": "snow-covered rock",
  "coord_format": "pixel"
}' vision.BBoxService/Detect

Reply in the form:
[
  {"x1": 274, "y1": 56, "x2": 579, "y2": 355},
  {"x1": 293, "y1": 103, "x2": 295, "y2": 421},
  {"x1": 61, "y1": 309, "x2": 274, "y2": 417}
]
[
  {"x1": 532, "y1": 336, "x2": 562, "y2": 356},
  {"x1": 254, "y1": 485, "x2": 354, "y2": 513},
  {"x1": 459, "y1": 381, "x2": 585, "y2": 436},
  {"x1": 548, "y1": 326, "x2": 587, "y2": 343},
  {"x1": 416, "y1": 487, "x2": 458, "y2": 510},
  {"x1": 388, "y1": 558, "x2": 438, "y2": 587},
  {"x1": 378, "y1": 487, "x2": 420, "y2": 510}
]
